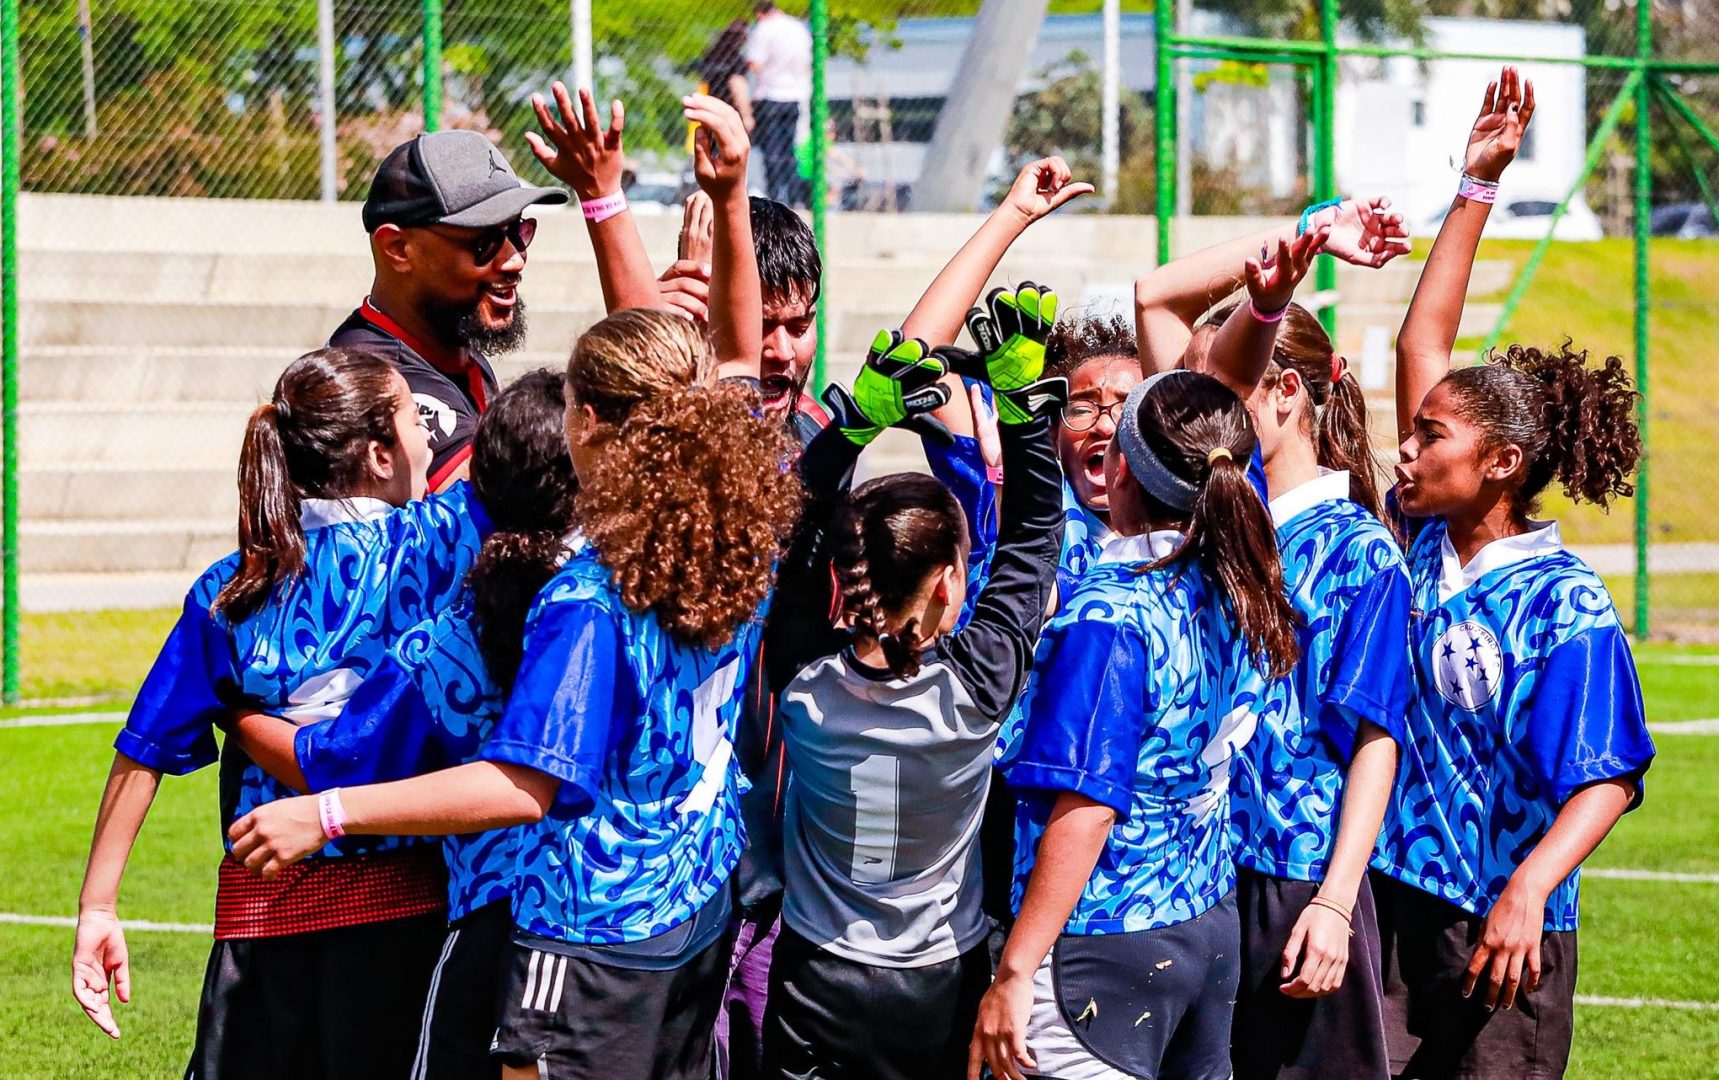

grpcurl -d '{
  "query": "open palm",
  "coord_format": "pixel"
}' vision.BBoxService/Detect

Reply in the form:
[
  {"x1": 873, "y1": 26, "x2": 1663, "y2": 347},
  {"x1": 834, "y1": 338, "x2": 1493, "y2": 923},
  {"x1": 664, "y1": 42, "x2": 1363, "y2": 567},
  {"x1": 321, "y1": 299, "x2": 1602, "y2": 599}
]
[{"x1": 1465, "y1": 65, "x2": 1535, "y2": 183}]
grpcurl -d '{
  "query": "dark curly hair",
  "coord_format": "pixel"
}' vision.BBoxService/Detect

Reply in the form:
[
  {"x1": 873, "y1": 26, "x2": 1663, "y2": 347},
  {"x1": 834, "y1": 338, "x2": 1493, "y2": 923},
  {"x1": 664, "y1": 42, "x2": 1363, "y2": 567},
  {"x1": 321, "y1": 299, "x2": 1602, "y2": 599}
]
[
  {"x1": 1045, "y1": 309, "x2": 1137, "y2": 384},
  {"x1": 466, "y1": 370, "x2": 578, "y2": 688},
  {"x1": 1443, "y1": 342, "x2": 1641, "y2": 513},
  {"x1": 1207, "y1": 301, "x2": 1386, "y2": 521},
  {"x1": 829, "y1": 473, "x2": 966, "y2": 679},
  {"x1": 576, "y1": 358, "x2": 802, "y2": 650}
]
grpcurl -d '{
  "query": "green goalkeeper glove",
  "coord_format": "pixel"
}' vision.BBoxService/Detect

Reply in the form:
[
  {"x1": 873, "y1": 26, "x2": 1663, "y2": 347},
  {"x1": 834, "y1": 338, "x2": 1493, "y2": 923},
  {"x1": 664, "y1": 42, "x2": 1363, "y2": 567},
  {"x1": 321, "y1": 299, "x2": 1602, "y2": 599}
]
[
  {"x1": 821, "y1": 329, "x2": 954, "y2": 447},
  {"x1": 935, "y1": 281, "x2": 1067, "y2": 424}
]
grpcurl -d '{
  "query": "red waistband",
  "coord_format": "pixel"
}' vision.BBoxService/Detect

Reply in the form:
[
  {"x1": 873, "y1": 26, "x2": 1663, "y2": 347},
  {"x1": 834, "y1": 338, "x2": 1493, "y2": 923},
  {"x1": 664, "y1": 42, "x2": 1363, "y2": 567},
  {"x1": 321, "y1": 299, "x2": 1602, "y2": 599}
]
[{"x1": 213, "y1": 846, "x2": 447, "y2": 940}]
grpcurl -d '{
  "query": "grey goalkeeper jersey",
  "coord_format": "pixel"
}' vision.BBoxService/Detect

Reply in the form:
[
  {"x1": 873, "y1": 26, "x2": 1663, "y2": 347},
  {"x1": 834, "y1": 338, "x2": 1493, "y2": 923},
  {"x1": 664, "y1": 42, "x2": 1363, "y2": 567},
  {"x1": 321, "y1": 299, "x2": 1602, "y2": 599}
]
[{"x1": 766, "y1": 411, "x2": 1064, "y2": 969}]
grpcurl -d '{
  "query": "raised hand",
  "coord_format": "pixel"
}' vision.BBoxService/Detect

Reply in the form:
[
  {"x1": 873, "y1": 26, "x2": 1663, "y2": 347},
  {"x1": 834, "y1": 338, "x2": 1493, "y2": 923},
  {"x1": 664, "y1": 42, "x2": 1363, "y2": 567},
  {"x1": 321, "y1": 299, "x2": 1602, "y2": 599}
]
[
  {"x1": 525, "y1": 83, "x2": 625, "y2": 201},
  {"x1": 1464, "y1": 65, "x2": 1536, "y2": 184},
  {"x1": 684, "y1": 93, "x2": 751, "y2": 199},
  {"x1": 1314, "y1": 195, "x2": 1412, "y2": 268},
  {"x1": 1000, "y1": 156, "x2": 1095, "y2": 226},
  {"x1": 678, "y1": 190, "x2": 715, "y2": 265},
  {"x1": 71, "y1": 909, "x2": 130, "y2": 1038},
  {"x1": 936, "y1": 282, "x2": 1069, "y2": 425},
  {"x1": 1244, "y1": 225, "x2": 1327, "y2": 315},
  {"x1": 822, "y1": 330, "x2": 953, "y2": 446}
]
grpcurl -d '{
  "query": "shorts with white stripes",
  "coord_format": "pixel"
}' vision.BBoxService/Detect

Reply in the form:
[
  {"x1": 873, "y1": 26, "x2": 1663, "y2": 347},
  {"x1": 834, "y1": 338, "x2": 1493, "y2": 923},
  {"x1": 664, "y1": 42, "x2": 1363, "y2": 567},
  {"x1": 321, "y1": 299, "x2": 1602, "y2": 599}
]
[
  {"x1": 492, "y1": 927, "x2": 732, "y2": 1079},
  {"x1": 410, "y1": 900, "x2": 512, "y2": 1080}
]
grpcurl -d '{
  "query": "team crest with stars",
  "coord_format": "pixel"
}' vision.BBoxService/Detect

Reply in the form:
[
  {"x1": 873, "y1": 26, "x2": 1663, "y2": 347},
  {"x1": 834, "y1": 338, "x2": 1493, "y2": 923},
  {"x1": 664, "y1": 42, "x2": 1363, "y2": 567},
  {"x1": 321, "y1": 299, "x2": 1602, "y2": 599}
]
[{"x1": 1432, "y1": 620, "x2": 1504, "y2": 711}]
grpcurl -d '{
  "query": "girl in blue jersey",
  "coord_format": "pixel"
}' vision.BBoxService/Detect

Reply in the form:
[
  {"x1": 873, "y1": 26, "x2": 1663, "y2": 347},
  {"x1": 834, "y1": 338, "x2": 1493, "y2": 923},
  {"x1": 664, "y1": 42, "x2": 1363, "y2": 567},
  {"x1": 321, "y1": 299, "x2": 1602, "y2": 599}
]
[
  {"x1": 1198, "y1": 240, "x2": 1411, "y2": 1078},
  {"x1": 72, "y1": 347, "x2": 487, "y2": 1078},
  {"x1": 1374, "y1": 68, "x2": 1653, "y2": 1080},
  {"x1": 971, "y1": 371, "x2": 1299, "y2": 1080},
  {"x1": 228, "y1": 309, "x2": 802, "y2": 1080},
  {"x1": 212, "y1": 369, "x2": 577, "y2": 1080}
]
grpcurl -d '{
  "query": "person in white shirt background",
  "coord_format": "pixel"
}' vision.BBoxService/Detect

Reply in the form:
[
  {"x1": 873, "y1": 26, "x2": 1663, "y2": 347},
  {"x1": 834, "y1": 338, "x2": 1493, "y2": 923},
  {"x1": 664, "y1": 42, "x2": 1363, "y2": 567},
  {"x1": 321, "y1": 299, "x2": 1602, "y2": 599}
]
[{"x1": 747, "y1": 0, "x2": 812, "y2": 207}]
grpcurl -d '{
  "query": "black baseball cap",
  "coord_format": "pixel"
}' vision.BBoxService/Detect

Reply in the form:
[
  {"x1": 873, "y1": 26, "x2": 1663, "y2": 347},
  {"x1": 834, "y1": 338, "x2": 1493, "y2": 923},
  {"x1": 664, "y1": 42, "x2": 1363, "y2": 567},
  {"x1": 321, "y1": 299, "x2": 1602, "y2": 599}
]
[{"x1": 362, "y1": 130, "x2": 567, "y2": 233}]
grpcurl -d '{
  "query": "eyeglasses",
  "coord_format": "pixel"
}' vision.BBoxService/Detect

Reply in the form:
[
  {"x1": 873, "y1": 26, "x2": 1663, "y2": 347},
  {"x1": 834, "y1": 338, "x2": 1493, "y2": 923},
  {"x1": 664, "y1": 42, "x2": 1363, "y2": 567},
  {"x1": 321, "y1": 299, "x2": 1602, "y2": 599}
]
[
  {"x1": 1060, "y1": 399, "x2": 1127, "y2": 432},
  {"x1": 425, "y1": 216, "x2": 538, "y2": 266}
]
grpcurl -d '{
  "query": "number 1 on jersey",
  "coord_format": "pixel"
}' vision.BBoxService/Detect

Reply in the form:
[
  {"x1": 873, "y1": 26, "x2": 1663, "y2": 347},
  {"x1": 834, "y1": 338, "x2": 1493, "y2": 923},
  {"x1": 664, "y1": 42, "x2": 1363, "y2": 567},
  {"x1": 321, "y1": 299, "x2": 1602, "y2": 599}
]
[{"x1": 847, "y1": 754, "x2": 901, "y2": 884}]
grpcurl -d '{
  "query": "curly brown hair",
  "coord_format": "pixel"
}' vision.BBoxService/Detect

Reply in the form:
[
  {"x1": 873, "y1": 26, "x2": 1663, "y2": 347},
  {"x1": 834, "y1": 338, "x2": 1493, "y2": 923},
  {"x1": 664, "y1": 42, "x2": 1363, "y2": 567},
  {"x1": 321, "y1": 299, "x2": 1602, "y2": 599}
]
[
  {"x1": 576, "y1": 380, "x2": 802, "y2": 649},
  {"x1": 1443, "y1": 342, "x2": 1641, "y2": 513},
  {"x1": 1045, "y1": 309, "x2": 1138, "y2": 384}
]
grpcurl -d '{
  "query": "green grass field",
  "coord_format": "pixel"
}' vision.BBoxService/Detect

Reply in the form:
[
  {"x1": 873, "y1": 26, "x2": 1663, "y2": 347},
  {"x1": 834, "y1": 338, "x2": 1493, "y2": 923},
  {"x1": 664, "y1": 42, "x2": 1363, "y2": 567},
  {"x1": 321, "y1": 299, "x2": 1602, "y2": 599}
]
[{"x1": 0, "y1": 645, "x2": 1714, "y2": 1076}]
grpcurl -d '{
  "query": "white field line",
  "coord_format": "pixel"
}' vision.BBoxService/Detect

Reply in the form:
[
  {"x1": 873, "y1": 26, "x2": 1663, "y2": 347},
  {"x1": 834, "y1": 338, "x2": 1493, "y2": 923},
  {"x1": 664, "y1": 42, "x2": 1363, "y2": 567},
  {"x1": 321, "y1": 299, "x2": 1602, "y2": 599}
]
[
  {"x1": 1649, "y1": 718, "x2": 1719, "y2": 735},
  {"x1": 1575, "y1": 995, "x2": 1719, "y2": 1012},
  {"x1": 0, "y1": 912, "x2": 211, "y2": 934},
  {"x1": 0, "y1": 711, "x2": 125, "y2": 729},
  {"x1": 1586, "y1": 868, "x2": 1719, "y2": 884},
  {"x1": 1638, "y1": 655, "x2": 1719, "y2": 667}
]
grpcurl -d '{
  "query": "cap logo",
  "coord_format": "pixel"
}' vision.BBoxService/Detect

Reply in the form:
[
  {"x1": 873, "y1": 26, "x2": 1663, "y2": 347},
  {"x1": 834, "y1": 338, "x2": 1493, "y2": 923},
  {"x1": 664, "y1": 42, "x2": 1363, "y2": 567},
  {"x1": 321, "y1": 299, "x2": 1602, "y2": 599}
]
[{"x1": 488, "y1": 149, "x2": 508, "y2": 179}]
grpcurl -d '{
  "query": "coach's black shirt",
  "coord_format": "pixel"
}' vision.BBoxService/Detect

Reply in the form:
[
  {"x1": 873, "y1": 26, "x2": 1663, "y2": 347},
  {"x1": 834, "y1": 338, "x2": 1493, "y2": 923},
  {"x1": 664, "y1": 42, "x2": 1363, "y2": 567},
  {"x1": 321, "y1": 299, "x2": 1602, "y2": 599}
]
[{"x1": 329, "y1": 299, "x2": 499, "y2": 490}]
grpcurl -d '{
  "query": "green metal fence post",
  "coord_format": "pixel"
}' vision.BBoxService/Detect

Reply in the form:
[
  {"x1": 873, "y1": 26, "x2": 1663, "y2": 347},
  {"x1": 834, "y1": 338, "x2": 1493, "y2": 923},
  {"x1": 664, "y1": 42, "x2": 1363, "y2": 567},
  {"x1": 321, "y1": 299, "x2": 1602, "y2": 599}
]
[
  {"x1": 1313, "y1": 0, "x2": 1337, "y2": 339},
  {"x1": 1, "y1": 0, "x2": 20, "y2": 702},
  {"x1": 1654, "y1": 80, "x2": 1719, "y2": 234},
  {"x1": 1154, "y1": 0, "x2": 1173, "y2": 266},
  {"x1": 1633, "y1": 6, "x2": 1652, "y2": 637},
  {"x1": 423, "y1": 0, "x2": 444, "y2": 131},
  {"x1": 810, "y1": 0, "x2": 828, "y2": 391}
]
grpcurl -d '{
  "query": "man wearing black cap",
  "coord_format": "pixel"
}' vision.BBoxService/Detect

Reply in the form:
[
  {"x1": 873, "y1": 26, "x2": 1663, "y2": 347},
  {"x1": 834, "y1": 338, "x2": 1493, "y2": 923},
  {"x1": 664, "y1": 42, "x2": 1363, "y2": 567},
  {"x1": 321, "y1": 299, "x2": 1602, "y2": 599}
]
[{"x1": 332, "y1": 130, "x2": 567, "y2": 491}]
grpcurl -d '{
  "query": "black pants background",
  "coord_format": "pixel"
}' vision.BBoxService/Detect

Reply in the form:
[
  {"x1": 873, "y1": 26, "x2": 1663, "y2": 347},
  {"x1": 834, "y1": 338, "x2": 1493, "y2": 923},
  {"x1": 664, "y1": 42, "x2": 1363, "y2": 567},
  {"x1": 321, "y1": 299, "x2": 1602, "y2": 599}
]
[{"x1": 753, "y1": 100, "x2": 802, "y2": 207}]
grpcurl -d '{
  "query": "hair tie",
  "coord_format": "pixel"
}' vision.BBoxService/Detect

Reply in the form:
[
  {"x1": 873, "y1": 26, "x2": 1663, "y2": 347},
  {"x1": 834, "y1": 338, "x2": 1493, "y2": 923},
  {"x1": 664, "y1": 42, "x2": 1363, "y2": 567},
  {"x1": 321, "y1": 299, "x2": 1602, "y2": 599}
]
[
  {"x1": 270, "y1": 398, "x2": 292, "y2": 426},
  {"x1": 1206, "y1": 446, "x2": 1233, "y2": 465},
  {"x1": 1330, "y1": 353, "x2": 1347, "y2": 385}
]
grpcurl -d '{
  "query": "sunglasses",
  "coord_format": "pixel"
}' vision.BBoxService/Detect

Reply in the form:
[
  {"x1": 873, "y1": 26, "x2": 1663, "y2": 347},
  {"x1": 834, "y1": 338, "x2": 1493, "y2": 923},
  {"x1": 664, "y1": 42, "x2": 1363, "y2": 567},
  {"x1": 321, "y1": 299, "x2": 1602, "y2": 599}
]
[{"x1": 425, "y1": 216, "x2": 538, "y2": 266}]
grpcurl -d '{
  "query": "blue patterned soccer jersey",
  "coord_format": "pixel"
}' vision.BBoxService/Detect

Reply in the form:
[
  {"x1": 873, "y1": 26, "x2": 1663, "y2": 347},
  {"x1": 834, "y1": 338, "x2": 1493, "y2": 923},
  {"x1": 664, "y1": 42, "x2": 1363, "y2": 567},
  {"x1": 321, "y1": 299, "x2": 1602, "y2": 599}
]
[
  {"x1": 1006, "y1": 533, "x2": 1268, "y2": 934},
  {"x1": 482, "y1": 550, "x2": 758, "y2": 945},
  {"x1": 1230, "y1": 474, "x2": 1412, "y2": 880},
  {"x1": 1371, "y1": 518, "x2": 1654, "y2": 931},
  {"x1": 115, "y1": 486, "x2": 488, "y2": 859},
  {"x1": 293, "y1": 597, "x2": 517, "y2": 919}
]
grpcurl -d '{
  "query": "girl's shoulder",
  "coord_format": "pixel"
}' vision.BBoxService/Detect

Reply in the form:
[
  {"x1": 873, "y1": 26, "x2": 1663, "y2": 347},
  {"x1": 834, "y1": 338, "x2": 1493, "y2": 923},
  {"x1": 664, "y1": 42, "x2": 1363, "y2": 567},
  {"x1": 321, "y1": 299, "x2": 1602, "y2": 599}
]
[{"x1": 527, "y1": 550, "x2": 625, "y2": 624}]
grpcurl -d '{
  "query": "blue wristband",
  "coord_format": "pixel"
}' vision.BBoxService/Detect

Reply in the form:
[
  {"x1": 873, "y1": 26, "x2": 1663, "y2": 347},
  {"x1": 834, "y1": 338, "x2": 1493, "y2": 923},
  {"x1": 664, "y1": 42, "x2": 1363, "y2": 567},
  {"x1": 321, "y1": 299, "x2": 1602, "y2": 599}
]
[{"x1": 1298, "y1": 196, "x2": 1345, "y2": 236}]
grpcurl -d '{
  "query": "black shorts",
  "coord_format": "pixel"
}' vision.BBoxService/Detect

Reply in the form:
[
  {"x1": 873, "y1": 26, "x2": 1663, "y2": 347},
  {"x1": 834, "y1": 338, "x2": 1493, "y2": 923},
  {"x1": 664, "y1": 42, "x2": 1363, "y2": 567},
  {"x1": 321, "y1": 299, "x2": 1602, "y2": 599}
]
[
  {"x1": 184, "y1": 911, "x2": 446, "y2": 1080},
  {"x1": 1372, "y1": 870, "x2": 1577, "y2": 1080},
  {"x1": 1232, "y1": 867, "x2": 1389, "y2": 1080},
  {"x1": 412, "y1": 900, "x2": 512, "y2": 1080},
  {"x1": 492, "y1": 929, "x2": 731, "y2": 1080},
  {"x1": 1027, "y1": 891, "x2": 1240, "y2": 1080},
  {"x1": 763, "y1": 924, "x2": 993, "y2": 1080}
]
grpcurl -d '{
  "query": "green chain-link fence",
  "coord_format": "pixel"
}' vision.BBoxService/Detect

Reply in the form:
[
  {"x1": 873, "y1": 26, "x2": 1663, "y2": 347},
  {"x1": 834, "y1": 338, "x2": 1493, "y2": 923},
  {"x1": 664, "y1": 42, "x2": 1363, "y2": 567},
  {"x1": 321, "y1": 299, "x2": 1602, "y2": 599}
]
[{"x1": 4, "y1": 0, "x2": 1719, "y2": 701}]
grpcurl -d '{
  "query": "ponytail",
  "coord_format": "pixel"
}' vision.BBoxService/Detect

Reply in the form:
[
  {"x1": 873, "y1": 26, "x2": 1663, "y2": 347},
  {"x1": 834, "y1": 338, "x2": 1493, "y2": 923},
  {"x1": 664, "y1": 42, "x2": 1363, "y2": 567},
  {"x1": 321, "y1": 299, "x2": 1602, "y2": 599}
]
[
  {"x1": 467, "y1": 369, "x2": 580, "y2": 688},
  {"x1": 217, "y1": 403, "x2": 308, "y2": 621},
  {"x1": 213, "y1": 348, "x2": 401, "y2": 621},
  {"x1": 576, "y1": 382, "x2": 801, "y2": 649},
  {"x1": 1317, "y1": 370, "x2": 1387, "y2": 521},
  {"x1": 1188, "y1": 451, "x2": 1300, "y2": 680},
  {"x1": 1120, "y1": 371, "x2": 1300, "y2": 679}
]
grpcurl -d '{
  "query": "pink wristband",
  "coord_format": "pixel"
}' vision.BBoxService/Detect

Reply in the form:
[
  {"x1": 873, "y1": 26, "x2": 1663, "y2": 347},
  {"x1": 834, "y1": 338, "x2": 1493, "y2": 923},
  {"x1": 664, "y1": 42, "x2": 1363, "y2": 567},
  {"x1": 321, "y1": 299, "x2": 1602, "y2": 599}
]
[
  {"x1": 1457, "y1": 174, "x2": 1499, "y2": 205},
  {"x1": 1249, "y1": 299, "x2": 1287, "y2": 324},
  {"x1": 581, "y1": 191, "x2": 628, "y2": 223},
  {"x1": 318, "y1": 789, "x2": 348, "y2": 840},
  {"x1": 985, "y1": 463, "x2": 1005, "y2": 485}
]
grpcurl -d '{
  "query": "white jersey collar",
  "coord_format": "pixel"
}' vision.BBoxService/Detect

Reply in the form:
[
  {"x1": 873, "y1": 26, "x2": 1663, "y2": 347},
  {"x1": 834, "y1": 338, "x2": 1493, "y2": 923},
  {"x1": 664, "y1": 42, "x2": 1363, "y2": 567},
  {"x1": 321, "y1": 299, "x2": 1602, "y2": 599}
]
[
  {"x1": 1100, "y1": 530, "x2": 1186, "y2": 565},
  {"x1": 1437, "y1": 519, "x2": 1563, "y2": 603},
  {"x1": 1268, "y1": 468, "x2": 1350, "y2": 529},
  {"x1": 301, "y1": 496, "x2": 393, "y2": 532}
]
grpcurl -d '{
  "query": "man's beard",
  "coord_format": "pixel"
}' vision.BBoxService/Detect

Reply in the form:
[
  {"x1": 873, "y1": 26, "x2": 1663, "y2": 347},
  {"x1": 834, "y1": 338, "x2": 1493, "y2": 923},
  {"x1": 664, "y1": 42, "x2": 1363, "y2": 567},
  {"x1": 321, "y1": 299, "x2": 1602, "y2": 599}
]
[{"x1": 454, "y1": 297, "x2": 530, "y2": 355}]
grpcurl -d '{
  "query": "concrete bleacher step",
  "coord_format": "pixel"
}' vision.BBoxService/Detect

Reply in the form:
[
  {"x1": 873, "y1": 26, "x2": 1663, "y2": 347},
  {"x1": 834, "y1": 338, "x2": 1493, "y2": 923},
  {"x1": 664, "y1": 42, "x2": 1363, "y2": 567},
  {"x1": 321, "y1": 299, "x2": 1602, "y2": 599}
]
[
  {"x1": 20, "y1": 401, "x2": 254, "y2": 466},
  {"x1": 19, "y1": 517, "x2": 234, "y2": 575},
  {"x1": 22, "y1": 463, "x2": 236, "y2": 521}
]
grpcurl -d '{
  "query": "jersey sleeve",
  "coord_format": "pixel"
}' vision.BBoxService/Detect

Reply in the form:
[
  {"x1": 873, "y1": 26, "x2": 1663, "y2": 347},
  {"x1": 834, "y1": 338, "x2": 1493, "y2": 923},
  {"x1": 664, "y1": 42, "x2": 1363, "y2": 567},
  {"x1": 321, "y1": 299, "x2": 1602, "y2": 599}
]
[
  {"x1": 942, "y1": 413, "x2": 1064, "y2": 721},
  {"x1": 764, "y1": 424, "x2": 862, "y2": 692},
  {"x1": 1521, "y1": 624, "x2": 1655, "y2": 808},
  {"x1": 113, "y1": 596, "x2": 237, "y2": 775},
  {"x1": 293, "y1": 655, "x2": 451, "y2": 792},
  {"x1": 924, "y1": 428, "x2": 1000, "y2": 559},
  {"x1": 1322, "y1": 565, "x2": 1413, "y2": 758},
  {"x1": 1005, "y1": 610, "x2": 1148, "y2": 817},
  {"x1": 391, "y1": 481, "x2": 492, "y2": 607},
  {"x1": 481, "y1": 598, "x2": 638, "y2": 808}
]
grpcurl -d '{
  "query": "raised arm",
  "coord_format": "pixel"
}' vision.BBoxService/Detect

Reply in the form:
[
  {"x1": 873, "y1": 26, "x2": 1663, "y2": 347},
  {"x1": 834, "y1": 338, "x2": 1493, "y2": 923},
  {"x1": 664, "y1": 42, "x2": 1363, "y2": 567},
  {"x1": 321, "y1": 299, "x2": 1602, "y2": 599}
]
[
  {"x1": 526, "y1": 83, "x2": 662, "y2": 313},
  {"x1": 1136, "y1": 196, "x2": 1409, "y2": 374},
  {"x1": 1396, "y1": 66, "x2": 1534, "y2": 443},
  {"x1": 901, "y1": 158, "x2": 1092, "y2": 437},
  {"x1": 1202, "y1": 224, "x2": 1326, "y2": 399},
  {"x1": 685, "y1": 94, "x2": 764, "y2": 369}
]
